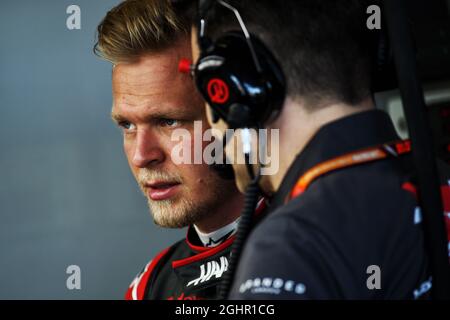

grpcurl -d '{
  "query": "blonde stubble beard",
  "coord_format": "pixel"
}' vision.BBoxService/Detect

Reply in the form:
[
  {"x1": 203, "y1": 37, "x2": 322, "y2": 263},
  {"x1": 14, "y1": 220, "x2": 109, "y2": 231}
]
[{"x1": 137, "y1": 168, "x2": 228, "y2": 228}]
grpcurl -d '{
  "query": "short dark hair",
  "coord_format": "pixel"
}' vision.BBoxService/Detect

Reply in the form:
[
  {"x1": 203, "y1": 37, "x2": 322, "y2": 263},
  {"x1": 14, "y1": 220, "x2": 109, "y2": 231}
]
[{"x1": 180, "y1": 0, "x2": 374, "y2": 108}]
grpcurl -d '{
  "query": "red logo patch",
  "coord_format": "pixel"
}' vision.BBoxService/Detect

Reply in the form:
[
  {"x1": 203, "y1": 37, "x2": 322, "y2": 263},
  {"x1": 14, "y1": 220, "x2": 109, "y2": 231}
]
[
  {"x1": 207, "y1": 78, "x2": 229, "y2": 104},
  {"x1": 167, "y1": 292, "x2": 203, "y2": 300}
]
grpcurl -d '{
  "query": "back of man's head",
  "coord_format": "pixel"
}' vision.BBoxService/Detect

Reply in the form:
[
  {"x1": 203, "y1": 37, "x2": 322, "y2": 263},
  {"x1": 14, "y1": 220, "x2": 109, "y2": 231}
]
[{"x1": 190, "y1": 0, "x2": 374, "y2": 109}]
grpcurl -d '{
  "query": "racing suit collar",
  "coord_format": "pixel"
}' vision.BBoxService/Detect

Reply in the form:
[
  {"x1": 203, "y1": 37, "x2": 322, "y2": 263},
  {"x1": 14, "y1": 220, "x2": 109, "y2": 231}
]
[{"x1": 193, "y1": 217, "x2": 240, "y2": 248}]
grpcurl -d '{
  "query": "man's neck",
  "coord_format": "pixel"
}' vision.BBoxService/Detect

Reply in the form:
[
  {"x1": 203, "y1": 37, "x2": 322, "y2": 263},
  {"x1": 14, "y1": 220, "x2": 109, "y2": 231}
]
[
  {"x1": 194, "y1": 189, "x2": 244, "y2": 234},
  {"x1": 262, "y1": 97, "x2": 375, "y2": 194}
]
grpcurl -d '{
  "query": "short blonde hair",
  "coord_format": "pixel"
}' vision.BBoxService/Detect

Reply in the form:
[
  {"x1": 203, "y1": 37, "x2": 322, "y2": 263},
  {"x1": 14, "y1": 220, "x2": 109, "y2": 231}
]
[{"x1": 94, "y1": 0, "x2": 189, "y2": 63}]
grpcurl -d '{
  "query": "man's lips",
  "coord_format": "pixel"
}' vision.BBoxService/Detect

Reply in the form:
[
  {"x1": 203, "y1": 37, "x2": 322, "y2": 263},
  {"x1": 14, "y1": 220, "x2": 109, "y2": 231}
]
[{"x1": 144, "y1": 181, "x2": 181, "y2": 201}]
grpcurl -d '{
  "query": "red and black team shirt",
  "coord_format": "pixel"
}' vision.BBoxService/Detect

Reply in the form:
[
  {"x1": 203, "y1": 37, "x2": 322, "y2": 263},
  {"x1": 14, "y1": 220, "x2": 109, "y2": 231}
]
[
  {"x1": 125, "y1": 202, "x2": 266, "y2": 300},
  {"x1": 125, "y1": 227, "x2": 233, "y2": 300}
]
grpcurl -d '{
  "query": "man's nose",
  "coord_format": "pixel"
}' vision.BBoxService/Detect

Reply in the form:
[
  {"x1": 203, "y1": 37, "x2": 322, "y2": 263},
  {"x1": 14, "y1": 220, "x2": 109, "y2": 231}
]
[{"x1": 131, "y1": 128, "x2": 165, "y2": 168}]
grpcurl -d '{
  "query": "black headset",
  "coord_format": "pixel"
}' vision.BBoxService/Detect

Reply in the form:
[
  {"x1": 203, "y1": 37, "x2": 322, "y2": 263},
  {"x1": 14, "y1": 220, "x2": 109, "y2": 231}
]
[
  {"x1": 192, "y1": 0, "x2": 286, "y2": 130},
  {"x1": 180, "y1": 0, "x2": 398, "y2": 299},
  {"x1": 188, "y1": 0, "x2": 394, "y2": 129},
  {"x1": 184, "y1": 1, "x2": 287, "y2": 299}
]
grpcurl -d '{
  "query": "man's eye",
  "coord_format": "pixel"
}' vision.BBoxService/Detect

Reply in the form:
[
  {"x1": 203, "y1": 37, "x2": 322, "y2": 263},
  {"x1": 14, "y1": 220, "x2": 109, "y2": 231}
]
[
  {"x1": 118, "y1": 121, "x2": 136, "y2": 131},
  {"x1": 159, "y1": 118, "x2": 179, "y2": 127}
]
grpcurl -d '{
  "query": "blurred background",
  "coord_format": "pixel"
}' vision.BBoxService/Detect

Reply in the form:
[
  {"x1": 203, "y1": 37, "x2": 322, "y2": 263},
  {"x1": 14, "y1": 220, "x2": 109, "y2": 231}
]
[
  {"x1": 0, "y1": 0, "x2": 184, "y2": 299},
  {"x1": 0, "y1": 0, "x2": 449, "y2": 299}
]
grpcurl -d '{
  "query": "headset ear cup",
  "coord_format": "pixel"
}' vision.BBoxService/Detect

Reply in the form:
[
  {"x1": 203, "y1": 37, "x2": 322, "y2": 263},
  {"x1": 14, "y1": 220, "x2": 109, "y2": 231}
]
[{"x1": 194, "y1": 31, "x2": 286, "y2": 128}]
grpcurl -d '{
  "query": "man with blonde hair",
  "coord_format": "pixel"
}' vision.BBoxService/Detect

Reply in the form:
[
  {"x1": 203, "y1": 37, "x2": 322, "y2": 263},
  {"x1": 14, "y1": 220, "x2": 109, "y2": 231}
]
[{"x1": 95, "y1": 0, "x2": 246, "y2": 300}]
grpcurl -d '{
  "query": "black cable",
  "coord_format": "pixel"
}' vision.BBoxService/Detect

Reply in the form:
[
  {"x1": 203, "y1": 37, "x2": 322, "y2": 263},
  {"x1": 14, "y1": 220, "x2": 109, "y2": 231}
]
[{"x1": 218, "y1": 164, "x2": 261, "y2": 299}]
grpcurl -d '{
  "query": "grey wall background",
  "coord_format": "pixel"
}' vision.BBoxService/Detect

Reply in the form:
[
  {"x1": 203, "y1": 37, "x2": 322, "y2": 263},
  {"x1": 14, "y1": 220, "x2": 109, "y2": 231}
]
[{"x1": 0, "y1": 0, "x2": 184, "y2": 299}]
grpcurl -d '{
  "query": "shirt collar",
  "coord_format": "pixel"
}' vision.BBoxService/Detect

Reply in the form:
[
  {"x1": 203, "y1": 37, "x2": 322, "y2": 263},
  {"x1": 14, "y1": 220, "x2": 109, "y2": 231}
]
[
  {"x1": 270, "y1": 109, "x2": 401, "y2": 209},
  {"x1": 190, "y1": 217, "x2": 240, "y2": 248}
]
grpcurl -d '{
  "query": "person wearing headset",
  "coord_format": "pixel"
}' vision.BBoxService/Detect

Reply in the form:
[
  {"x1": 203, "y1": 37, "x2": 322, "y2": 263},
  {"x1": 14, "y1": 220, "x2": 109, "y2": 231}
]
[
  {"x1": 181, "y1": 0, "x2": 432, "y2": 299},
  {"x1": 94, "y1": 0, "x2": 249, "y2": 300}
]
